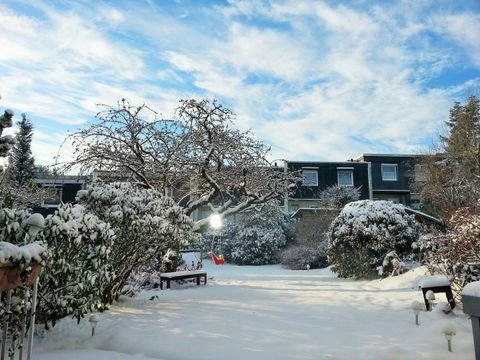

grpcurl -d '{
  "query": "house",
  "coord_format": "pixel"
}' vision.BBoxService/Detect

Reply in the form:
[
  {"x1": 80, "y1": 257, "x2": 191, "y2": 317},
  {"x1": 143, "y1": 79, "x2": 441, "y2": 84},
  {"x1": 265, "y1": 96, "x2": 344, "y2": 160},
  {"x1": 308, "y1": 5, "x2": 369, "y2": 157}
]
[
  {"x1": 33, "y1": 175, "x2": 88, "y2": 216},
  {"x1": 286, "y1": 160, "x2": 371, "y2": 213},
  {"x1": 354, "y1": 154, "x2": 425, "y2": 209}
]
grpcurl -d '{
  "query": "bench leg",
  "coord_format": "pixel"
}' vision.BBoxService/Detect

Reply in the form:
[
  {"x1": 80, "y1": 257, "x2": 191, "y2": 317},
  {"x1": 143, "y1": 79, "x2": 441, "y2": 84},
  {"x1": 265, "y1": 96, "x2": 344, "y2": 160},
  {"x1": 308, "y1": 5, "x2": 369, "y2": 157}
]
[
  {"x1": 196, "y1": 276, "x2": 200, "y2": 285},
  {"x1": 446, "y1": 288, "x2": 456, "y2": 309},
  {"x1": 421, "y1": 288, "x2": 430, "y2": 311},
  {"x1": 167, "y1": 279, "x2": 171, "y2": 289},
  {"x1": 160, "y1": 280, "x2": 163, "y2": 290},
  {"x1": 204, "y1": 274, "x2": 207, "y2": 285}
]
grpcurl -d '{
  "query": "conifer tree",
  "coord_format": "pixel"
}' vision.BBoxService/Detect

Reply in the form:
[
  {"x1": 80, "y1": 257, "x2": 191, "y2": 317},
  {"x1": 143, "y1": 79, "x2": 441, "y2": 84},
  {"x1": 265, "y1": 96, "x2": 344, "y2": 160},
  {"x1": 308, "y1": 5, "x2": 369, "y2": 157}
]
[
  {"x1": 0, "y1": 108, "x2": 15, "y2": 157},
  {"x1": 416, "y1": 95, "x2": 480, "y2": 218},
  {"x1": 9, "y1": 114, "x2": 35, "y2": 186}
]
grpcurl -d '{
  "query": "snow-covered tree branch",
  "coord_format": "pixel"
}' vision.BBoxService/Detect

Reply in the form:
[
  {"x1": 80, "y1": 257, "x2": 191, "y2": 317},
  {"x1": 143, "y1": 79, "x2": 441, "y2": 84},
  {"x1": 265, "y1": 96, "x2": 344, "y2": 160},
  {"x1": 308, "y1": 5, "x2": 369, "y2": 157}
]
[{"x1": 62, "y1": 99, "x2": 299, "y2": 226}]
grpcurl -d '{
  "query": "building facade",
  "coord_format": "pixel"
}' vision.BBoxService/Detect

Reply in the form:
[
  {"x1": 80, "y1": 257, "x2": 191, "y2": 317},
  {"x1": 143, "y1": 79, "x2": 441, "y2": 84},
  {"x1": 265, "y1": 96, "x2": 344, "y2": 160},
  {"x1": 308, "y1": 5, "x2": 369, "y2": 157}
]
[{"x1": 287, "y1": 153, "x2": 424, "y2": 213}]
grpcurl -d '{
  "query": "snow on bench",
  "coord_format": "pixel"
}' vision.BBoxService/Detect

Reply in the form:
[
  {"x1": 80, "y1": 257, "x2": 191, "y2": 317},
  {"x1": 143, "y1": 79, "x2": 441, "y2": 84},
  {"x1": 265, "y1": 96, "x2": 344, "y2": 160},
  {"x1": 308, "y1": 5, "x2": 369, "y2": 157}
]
[
  {"x1": 419, "y1": 275, "x2": 450, "y2": 288},
  {"x1": 159, "y1": 270, "x2": 207, "y2": 290}
]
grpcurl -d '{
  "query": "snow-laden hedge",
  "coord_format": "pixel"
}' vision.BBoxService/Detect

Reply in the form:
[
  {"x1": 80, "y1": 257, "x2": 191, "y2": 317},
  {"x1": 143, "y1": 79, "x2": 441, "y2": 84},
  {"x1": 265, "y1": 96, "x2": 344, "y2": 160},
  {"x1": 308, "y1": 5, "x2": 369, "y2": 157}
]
[
  {"x1": 222, "y1": 201, "x2": 293, "y2": 265},
  {"x1": 420, "y1": 205, "x2": 480, "y2": 302},
  {"x1": 0, "y1": 209, "x2": 48, "y2": 354},
  {"x1": 38, "y1": 204, "x2": 115, "y2": 328},
  {"x1": 328, "y1": 200, "x2": 418, "y2": 279},
  {"x1": 280, "y1": 243, "x2": 328, "y2": 270},
  {"x1": 77, "y1": 182, "x2": 197, "y2": 301}
]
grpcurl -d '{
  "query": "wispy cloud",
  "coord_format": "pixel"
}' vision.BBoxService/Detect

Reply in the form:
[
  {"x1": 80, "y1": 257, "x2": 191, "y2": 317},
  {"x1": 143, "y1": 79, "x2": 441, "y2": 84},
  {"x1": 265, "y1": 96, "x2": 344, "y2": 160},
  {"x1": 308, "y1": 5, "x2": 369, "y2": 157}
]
[{"x1": 0, "y1": 0, "x2": 479, "y2": 168}]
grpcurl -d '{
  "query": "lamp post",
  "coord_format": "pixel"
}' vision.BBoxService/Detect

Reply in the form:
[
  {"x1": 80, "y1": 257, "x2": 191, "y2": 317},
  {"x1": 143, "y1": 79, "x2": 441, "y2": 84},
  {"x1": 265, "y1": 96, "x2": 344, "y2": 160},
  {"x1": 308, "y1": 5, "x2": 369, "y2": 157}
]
[
  {"x1": 442, "y1": 323, "x2": 456, "y2": 352},
  {"x1": 89, "y1": 314, "x2": 99, "y2": 336},
  {"x1": 411, "y1": 300, "x2": 424, "y2": 325}
]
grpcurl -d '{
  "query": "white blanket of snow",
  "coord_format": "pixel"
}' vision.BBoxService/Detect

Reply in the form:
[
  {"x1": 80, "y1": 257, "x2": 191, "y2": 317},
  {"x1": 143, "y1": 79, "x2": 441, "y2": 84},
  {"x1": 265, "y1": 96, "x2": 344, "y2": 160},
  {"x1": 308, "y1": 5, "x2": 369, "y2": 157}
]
[
  {"x1": 34, "y1": 263, "x2": 474, "y2": 359},
  {"x1": 463, "y1": 281, "x2": 480, "y2": 297}
]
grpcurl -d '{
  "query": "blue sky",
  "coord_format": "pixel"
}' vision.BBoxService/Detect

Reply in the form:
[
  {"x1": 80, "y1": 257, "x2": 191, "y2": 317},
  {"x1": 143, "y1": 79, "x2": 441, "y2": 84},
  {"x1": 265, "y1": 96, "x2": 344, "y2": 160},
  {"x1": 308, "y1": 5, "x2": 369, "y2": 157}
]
[{"x1": 1, "y1": 0, "x2": 480, "y2": 167}]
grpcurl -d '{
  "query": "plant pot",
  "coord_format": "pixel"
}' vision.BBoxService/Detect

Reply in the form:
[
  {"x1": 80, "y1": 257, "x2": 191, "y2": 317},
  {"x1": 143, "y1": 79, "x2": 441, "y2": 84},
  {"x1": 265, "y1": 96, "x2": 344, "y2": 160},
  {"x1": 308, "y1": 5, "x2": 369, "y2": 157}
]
[{"x1": 0, "y1": 262, "x2": 43, "y2": 292}]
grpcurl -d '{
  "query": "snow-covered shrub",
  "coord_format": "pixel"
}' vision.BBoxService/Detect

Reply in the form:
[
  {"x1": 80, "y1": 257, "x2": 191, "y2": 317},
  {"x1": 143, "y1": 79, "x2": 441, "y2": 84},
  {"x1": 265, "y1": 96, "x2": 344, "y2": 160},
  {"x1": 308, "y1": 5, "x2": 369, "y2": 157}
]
[
  {"x1": 222, "y1": 201, "x2": 293, "y2": 265},
  {"x1": 0, "y1": 209, "x2": 47, "y2": 355},
  {"x1": 378, "y1": 251, "x2": 408, "y2": 277},
  {"x1": 37, "y1": 204, "x2": 115, "y2": 328},
  {"x1": 0, "y1": 208, "x2": 30, "y2": 244},
  {"x1": 328, "y1": 200, "x2": 418, "y2": 279},
  {"x1": 319, "y1": 185, "x2": 361, "y2": 208},
  {"x1": 77, "y1": 182, "x2": 196, "y2": 301},
  {"x1": 422, "y1": 205, "x2": 480, "y2": 301},
  {"x1": 280, "y1": 243, "x2": 328, "y2": 270}
]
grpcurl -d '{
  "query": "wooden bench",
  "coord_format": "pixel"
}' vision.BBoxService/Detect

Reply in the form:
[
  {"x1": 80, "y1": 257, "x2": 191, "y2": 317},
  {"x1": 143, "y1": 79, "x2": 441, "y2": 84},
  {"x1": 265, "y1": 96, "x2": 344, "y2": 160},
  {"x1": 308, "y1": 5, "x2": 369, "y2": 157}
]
[
  {"x1": 159, "y1": 270, "x2": 207, "y2": 290},
  {"x1": 419, "y1": 275, "x2": 455, "y2": 311}
]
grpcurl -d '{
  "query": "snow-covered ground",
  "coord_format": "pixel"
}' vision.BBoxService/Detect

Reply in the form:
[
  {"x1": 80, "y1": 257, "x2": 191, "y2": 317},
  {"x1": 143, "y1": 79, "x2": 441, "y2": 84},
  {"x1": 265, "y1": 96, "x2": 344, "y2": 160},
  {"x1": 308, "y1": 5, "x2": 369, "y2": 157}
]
[{"x1": 34, "y1": 263, "x2": 474, "y2": 359}]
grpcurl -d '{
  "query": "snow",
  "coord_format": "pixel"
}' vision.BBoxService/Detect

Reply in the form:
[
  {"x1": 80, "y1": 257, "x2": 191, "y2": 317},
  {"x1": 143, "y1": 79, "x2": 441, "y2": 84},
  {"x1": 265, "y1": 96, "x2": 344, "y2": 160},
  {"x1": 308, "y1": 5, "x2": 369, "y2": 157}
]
[
  {"x1": 419, "y1": 275, "x2": 450, "y2": 288},
  {"x1": 33, "y1": 263, "x2": 474, "y2": 359},
  {"x1": 26, "y1": 213, "x2": 45, "y2": 228},
  {"x1": 463, "y1": 281, "x2": 480, "y2": 297},
  {"x1": 0, "y1": 241, "x2": 46, "y2": 263},
  {"x1": 160, "y1": 270, "x2": 206, "y2": 277}
]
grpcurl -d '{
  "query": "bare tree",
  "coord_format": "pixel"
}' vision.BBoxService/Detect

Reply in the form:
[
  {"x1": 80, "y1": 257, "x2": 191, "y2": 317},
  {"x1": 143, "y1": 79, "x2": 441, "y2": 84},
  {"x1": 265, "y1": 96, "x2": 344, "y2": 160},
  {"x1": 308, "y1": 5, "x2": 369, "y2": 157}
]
[{"x1": 62, "y1": 99, "x2": 298, "y2": 228}]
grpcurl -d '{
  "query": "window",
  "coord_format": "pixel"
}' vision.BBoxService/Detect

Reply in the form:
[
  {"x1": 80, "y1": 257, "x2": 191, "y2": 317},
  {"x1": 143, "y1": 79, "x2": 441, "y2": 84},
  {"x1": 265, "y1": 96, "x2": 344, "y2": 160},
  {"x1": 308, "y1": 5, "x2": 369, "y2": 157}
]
[
  {"x1": 303, "y1": 170, "x2": 318, "y2": 186},
  {"x1": 414, "y1": 164, "x2": 425, "y2": 182},
  {"x1": 381, "y1": 164, "x2": 398, "y2": 181},
  {"x1": 337, "y1": 170, "x2": 354, "y2": 186},
  {"x1": 41, "y1": 184, "x2": 63, "y2": 207}
]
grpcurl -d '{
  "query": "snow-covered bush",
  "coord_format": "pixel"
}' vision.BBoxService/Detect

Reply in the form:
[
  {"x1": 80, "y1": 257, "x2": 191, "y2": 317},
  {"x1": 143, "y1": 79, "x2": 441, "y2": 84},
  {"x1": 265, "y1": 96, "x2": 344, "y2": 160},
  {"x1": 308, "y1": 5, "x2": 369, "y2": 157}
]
[
  {"x1": 0, "y1": 209, "x2": 47, "y2": 355},
  {"x1": 378, "y1": 251, "x2": 408, "y2": 277},
  {"x1": 319, "y1": 185, "x2": 361, "y2": 208},
  {"x1": 422, "y1": 205, "x2": 480, "y2": 301},
  {"x1": 328, "y1": 200, "x2": 418, "y2": 279},
  {"x1": 280, "y1": 243, "x2": 328, "y2": 270},
  {"x1": 37, "y1": 204, "x2": 115, "y2": 328},
  {"x1": 0, "y1": 207, "x2": 30, "y2": 244},
  {"x1": 222, "y1": 201, "x2": 293, "y2": 265},
  {"x1": 77, "y1": 182, "x2": 197, "y2": 301}
]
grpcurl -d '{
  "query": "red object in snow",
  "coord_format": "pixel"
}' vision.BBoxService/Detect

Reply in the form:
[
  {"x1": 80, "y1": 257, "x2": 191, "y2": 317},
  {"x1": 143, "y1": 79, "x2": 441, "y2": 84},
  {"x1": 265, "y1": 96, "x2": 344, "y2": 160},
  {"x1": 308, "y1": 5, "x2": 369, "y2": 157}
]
[{"x1": 208, "y1": 251, "x2": 225, "y2": 265}]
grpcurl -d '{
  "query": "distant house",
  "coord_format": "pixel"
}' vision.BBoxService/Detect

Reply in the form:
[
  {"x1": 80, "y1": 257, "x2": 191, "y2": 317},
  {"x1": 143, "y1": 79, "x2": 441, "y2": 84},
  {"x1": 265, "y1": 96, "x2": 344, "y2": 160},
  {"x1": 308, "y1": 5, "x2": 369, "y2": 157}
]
[
  {"x1": 355, "y1": 154, "x2": 425, "y2": 209},
  {"x1": 286, "y1": 160, "x2": 371, "y2": 213},
  {"x1": 33, "y1": 175, "x2": 88, "y2": 216}
]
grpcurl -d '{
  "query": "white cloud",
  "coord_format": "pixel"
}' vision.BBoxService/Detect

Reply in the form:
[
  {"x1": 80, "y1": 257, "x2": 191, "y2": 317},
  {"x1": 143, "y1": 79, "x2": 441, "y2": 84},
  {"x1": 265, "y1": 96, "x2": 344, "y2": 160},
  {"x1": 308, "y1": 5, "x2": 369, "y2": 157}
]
[{"x1": 1, "y1": 0, "x2": 479, "y2": 168}]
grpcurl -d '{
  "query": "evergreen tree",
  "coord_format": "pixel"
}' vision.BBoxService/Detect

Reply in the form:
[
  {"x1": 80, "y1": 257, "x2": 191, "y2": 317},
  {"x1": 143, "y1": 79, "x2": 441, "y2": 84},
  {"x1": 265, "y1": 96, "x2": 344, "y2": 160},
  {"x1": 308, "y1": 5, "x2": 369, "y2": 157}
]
[
  {"x1": 416, "y1": 95, "x2": 480, "y2": 219},
  {"x1": 0, "y1": 108, "x2": 15, "y2": 157},
  {"x1": 9, "y1": 114, "x2": 35, "y2": 186}
]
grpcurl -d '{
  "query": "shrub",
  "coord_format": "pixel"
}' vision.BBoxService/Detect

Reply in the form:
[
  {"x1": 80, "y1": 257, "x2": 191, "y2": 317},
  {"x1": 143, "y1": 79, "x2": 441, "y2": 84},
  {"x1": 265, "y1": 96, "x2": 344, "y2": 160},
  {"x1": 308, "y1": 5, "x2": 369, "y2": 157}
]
[
  {"x1": 319, "y1": 184, "x2": 361, "y2": 208},
  {"x1": 38, "y1": 204, "x2": 115, "y2": 328},
  {"x1": 328, "y1": 200, "x2": 418, "y2": 278},
  {"x1": 280, "y1": 243, "x2": 328, "y2": 270},
  {"x1": 77, "y1": 182, "x2": 197, "y2": 301},
  {"x1": 421, "y1": 205, "x2": 480, "y2": 301},
  {"x1": 0, "y1": 208, "x2": 48, "y2": 354},
  {"x1": 223, "y1": 201, "x2": 293, "y2": 265}
]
